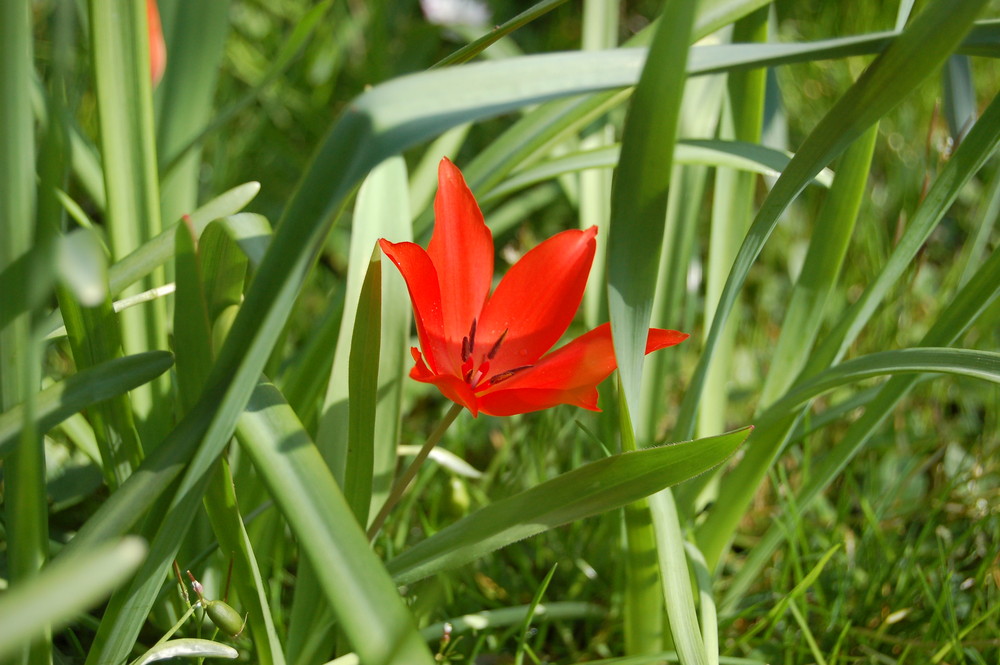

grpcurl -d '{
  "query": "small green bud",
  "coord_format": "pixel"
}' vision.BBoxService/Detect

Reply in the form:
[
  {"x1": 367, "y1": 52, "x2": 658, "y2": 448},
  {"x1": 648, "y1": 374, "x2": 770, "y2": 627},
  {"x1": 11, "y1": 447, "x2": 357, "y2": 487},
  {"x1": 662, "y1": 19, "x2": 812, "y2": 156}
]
[{"x1": 203, "y1": 598, "x2": 247, "y2": 638}]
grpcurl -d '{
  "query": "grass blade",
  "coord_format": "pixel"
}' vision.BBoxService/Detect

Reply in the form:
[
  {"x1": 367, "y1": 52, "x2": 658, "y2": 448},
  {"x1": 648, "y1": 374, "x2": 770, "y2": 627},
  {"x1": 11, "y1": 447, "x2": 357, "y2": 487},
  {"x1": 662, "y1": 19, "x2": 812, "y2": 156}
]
[
  {"x1": 695, "y1": 90, "x2": 1000, "y2": 570},
  {"x1": 237, "y1": 383, "x2": 436, "y2": 665},
  {"x1": 0, "y1": 351, "x2": 174, "y2": 458},
  {"x1": 387, "y1": 428, "x2": 751, "y2": 586},
  {"x1": 722, "y1": 242, "x2": 1000, "y2": 610},
  {"x1": 673, "y1": 0, "x2": 989, "y2": 440},
  {"x1": 155, "y1": 0, "x2": 231, "y2": 224}
]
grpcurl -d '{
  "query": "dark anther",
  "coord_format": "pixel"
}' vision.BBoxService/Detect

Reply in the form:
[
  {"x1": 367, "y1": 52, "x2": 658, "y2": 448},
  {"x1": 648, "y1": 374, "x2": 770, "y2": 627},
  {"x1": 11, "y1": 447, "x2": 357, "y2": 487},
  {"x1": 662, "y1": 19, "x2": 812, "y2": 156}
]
[
  {"x1": 488, "y1": 364, "x2": 533, "y2": 386},
  {"x1": 461, "y1": 320, "x2": 478, "y2": 362},
  {"x1": 487, "y1": 329, "x2": 508, "y2": 360}
]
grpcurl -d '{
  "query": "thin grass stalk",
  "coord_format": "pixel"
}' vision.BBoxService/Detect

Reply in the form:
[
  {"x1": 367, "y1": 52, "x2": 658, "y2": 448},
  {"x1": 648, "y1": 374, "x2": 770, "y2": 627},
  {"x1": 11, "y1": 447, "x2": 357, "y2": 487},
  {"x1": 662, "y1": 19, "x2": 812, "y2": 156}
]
[
  {"x1": 158, "y1": 1, "x2": 334, "y2": 179},
  {"x1": 696, "y1": 7, "x2": 767, "y2": 441},
  {"x1": 579, "y1": 0, "x2": 618, "y2": 328},
  {"x1": 639, "y1": 71, "x2": 727, "y2": 442},
  {"x1": 688, "y1": 126, "x2": 880, "y2": 567},
  {"x1": 699, "y1": 89, "x2": 1000, "y2": 570},
  {"x1": 758, "y1": 125, "x2": 878, "y2": 406},
  {"x1": 957, "y1": 163, "x2": 1000, "y2": 288},
  {"x1": 698, "y1": 92, "x2": 1000, "y2": 566},
  {"x1": 155, "y1": 1, "x2": 231, "y2": 225},
  {"x1": 671, "y1": 0, "x2": 989, "y2": 441},
  {"x1": 88, "y1": 0, "x2": 169, "y2": 437},
  {"x1": 618, "y1": 388, "x2": 664, "y2": 654}
]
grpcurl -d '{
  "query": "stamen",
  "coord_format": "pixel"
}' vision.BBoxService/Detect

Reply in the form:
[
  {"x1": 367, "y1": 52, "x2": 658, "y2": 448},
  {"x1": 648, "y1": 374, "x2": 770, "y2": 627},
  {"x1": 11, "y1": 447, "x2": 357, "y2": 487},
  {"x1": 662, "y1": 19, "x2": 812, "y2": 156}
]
[
  {"x1": 487, "y1": 329, "x2": 508, "y2": 360},
  {"x1": 487, "y1": 365, "x2": 533, "y2": 386},
  {"x1": 461, "y1": 320, "x2": 477, "y2": 363}
]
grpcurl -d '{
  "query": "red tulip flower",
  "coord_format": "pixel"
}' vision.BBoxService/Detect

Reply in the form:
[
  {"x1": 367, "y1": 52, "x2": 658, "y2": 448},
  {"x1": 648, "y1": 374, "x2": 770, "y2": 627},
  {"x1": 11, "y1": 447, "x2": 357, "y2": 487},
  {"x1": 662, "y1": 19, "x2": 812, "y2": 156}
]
[{"x1": 379, "y1": 158, "x2": 688, "y2": 417}]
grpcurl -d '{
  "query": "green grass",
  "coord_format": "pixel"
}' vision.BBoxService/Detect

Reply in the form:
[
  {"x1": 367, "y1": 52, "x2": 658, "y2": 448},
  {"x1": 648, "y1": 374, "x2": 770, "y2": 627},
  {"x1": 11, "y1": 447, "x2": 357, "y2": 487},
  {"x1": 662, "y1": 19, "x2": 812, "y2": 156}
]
[{"x1": 2, "y1": 0, "x2": 999, "y2": 664}]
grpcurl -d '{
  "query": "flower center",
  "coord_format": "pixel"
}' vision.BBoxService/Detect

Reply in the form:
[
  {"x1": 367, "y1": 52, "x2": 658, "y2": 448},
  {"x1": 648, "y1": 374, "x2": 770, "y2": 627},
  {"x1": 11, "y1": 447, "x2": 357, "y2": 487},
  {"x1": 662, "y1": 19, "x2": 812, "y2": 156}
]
[{"x1": 460, "y1": 319, "x2": 531, "y2": 391}]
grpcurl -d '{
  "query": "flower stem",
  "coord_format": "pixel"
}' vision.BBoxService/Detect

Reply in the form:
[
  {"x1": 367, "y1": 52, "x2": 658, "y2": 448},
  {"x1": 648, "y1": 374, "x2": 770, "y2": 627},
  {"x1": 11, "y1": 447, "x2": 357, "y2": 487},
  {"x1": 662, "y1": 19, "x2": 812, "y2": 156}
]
[{"x1": 367, "y1": 402, "x2": 464, "y2": 540}]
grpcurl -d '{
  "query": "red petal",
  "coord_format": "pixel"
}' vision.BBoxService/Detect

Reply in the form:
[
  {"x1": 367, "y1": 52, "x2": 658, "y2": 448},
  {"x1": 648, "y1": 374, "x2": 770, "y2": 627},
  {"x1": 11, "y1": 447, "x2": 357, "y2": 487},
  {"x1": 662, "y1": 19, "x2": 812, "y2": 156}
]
[
  {"x1": 479, "y1": 386, "x2": 601, "y2": 417},
  {"x1": 476, "y1": 226, "x2": 598, "y2": 375},
  {"x1": 476, "y1": 323, "x2": 688, "y2": 416},
  {"x1": 409, "y1": 347, "x2": 480, "y2": 416},
  {"x1": 379, "y1": 239, "x2": 454, "y2": 375},
  {"x1": 427, "y1": 158, "x2": 494, "y2": 356}
]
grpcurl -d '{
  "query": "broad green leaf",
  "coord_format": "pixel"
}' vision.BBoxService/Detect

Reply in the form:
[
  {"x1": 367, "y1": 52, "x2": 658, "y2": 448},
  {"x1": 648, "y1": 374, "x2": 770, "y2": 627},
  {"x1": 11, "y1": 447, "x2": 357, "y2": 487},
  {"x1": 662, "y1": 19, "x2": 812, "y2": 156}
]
[
  {"x1": 237, "y1": 383, "x2": 436, "y2": 665},
  {"x1": 0, "y1": 351, "x2": 173, "y2": 458},
  {"x1": 173, "y1": 221, "x2": 214, "y2": 414},
  {"x1": 316, "y1": 157, "x2": 409, "y2": 485},
  {"x1": 0, "y1": 537, "x2": 146, "y2": 661},
  {"x1": 2, "y1": 5, "x2": 47, "y2": 662},
  {"x1": 108, "y1": 181, "x2": 261, "y2": 296},
  {"x1": 482, "y1": 140, "x2": 832, "y2": 204},
  {"x1": 648, "y1": 489, "x2": 706, "y2": 665},
  {"x1": 344, "y1": 254, "x2": 381, "y2": 526},
  {"x1": 942, "y1": 55, "x2": 976, "y2": 141},
  {"x1": 197, "y1": 221, "x2": 249, "y2": 326},
  {"x1": 608, "y1": 0, "x2": 696, "y2": 420},
  {"x1": 214, "y1": 213, "x2": 272, "y2": 269},
  {"x1": 386, "y1": 427, "x2": 751, "y2": 586},
  {"x1": 605, "y1": 2, "x2": 699, "y2": 659},
  {"x1": 133, "y1": 639, "x2": 238, "y2": 665},
  {"x1": 757, "y1": 348, "x2": 1000, "y2": 431},
  {"x1": 55, "y1": 239, "x2": 146, "y2": 487},
  {"x1": 289, "y1": 155, "x2": 410, "y2": 661},
  {"x1": 694, "y1": 0, "x2": 772, "y2": 39}
]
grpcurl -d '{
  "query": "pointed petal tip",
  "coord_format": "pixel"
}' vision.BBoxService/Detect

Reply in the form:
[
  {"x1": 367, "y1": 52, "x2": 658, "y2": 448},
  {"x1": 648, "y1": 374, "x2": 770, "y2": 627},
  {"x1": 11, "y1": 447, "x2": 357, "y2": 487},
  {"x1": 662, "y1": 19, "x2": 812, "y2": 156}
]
[{"x1": 646, "y1": 328, "x2": 689, "y2": 352}]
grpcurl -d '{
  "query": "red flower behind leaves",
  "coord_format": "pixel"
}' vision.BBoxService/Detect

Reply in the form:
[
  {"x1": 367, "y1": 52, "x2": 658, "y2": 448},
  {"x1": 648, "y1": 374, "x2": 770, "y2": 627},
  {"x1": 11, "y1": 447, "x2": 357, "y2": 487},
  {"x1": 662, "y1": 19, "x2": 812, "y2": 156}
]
[
  {"x1": 147, "y1": 0, "x2": 166, "y2": 87},
  {"x1": 379, "y1": 158, "x2": 687, "y2": 417}
]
